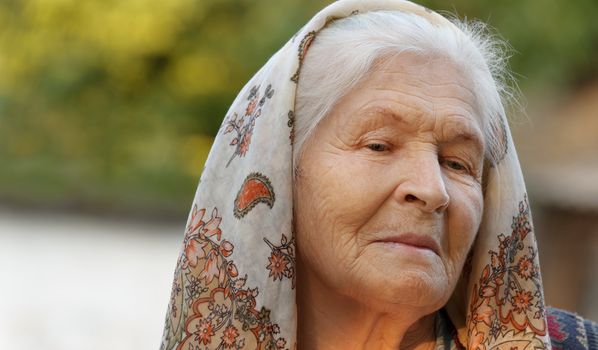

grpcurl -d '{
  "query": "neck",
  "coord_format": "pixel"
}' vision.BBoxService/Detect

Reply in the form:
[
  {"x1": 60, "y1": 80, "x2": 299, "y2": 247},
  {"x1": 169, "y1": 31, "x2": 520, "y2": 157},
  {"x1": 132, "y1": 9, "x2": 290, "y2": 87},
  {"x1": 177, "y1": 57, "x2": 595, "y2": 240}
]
[{"x1": 296, "y1": 262, "x2": 438, "y2": 350}]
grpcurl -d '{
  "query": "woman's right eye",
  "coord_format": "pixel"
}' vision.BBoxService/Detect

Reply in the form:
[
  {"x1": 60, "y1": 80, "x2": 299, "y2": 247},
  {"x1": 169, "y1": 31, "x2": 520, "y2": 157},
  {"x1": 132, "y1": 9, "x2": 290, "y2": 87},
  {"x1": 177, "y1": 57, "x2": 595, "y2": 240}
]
[{"x1": 366, "y1": 143, "x2": 388, "y2": 152}]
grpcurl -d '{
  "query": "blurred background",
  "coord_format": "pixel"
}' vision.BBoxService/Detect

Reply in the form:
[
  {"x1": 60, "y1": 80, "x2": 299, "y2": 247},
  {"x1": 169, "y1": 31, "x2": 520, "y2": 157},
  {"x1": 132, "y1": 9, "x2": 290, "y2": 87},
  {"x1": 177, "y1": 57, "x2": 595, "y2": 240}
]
[{"x1": 1, "y1": 0, "x2": 597, "y2": 348}]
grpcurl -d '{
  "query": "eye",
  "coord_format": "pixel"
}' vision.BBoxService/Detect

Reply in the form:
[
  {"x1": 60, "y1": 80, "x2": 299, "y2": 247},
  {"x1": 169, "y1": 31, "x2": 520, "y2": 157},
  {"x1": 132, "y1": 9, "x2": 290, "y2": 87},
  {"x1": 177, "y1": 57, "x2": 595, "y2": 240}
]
[
  {"x1": 442, "y1": 158, "x2": 469, "y2": 173},
  {"x1": 366, "y1": 143, "x2": 389, "y2": 152}
]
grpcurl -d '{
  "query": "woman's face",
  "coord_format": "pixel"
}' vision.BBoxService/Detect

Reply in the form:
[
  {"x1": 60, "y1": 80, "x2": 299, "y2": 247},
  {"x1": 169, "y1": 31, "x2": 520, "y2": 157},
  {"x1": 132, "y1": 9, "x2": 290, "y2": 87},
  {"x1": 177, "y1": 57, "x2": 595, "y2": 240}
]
[{"x1": 294, "y1": 53, "x2": 484, "y2": 315}]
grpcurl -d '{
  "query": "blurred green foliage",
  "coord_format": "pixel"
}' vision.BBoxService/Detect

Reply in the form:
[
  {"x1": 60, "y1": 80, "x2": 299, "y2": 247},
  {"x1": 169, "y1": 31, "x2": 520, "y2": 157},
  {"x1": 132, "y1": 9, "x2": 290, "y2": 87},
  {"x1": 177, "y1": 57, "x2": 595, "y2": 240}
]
[{"x1": 1, "y1": 0, "x2": 597, "y2": 217}]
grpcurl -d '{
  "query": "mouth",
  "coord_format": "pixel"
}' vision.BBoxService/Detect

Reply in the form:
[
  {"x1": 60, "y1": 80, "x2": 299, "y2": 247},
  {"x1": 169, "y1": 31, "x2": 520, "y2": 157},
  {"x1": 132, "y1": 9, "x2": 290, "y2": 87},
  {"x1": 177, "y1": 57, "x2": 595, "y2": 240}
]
[{"x1": 374, "y1": 233, "x2": 441, "y2": 256}]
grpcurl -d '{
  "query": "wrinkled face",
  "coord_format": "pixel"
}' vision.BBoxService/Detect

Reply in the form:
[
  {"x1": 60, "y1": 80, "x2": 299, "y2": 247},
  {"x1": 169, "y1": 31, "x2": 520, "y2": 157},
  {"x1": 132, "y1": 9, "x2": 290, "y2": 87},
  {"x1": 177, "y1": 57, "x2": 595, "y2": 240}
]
[{"x1": 294, "y1": 53, "x2": 485, "y2": 315}]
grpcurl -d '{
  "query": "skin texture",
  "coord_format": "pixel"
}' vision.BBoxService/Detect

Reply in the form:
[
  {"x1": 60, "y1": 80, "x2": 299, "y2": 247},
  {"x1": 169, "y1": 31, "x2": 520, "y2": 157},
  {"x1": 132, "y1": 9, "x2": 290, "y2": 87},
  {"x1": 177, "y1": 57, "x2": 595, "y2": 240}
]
[{"x1": 294, "y1": 53, "x2": 485, "y2": 350}]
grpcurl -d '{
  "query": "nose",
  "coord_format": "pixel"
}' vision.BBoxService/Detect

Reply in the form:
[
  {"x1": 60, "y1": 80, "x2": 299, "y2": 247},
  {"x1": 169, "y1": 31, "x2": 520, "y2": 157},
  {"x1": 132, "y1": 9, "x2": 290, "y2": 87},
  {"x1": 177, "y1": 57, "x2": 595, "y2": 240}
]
[{"x1": 396, "y1": 155, "x2": 450, "y2": 213}]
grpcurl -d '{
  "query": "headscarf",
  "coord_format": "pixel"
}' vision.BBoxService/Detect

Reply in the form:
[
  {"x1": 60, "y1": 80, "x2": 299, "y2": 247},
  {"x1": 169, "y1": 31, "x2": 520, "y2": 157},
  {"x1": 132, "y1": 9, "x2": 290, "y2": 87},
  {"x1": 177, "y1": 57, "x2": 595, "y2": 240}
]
[{"x1": 160, "y1": 1, "x2": 550, "y2": 349}]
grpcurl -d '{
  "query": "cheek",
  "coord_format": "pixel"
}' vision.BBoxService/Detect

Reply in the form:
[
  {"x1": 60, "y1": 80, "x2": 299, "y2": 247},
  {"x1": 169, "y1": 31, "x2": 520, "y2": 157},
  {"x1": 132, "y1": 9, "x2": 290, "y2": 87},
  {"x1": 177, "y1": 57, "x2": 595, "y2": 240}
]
[
  {"x1": 296, "y1": 152, "x2": 381, "y2": 236},
  {"x1": 446, "y1": 184, "x2": 483, "y2": 275},
  {"x1": 294, "y1": 175, "x2": 336, "y2": 261},
  {"x1": 293, "y1": 151, "x2": 388, "y2": 283},
  {"x1": 294, "y1": 159, "x2": 348, "y2": 271}
]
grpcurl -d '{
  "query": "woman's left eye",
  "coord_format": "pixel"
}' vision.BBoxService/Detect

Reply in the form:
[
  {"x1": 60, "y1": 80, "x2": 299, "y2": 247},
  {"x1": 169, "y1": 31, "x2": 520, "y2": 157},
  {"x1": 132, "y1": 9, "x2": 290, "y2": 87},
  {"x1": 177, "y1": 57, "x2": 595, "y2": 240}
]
[
  {"x1": 443, "y1": 159, "x2": 468, "y2": 172},
  {"x1": 366, "y1": 143, "x2": 388, "y2": 152}
]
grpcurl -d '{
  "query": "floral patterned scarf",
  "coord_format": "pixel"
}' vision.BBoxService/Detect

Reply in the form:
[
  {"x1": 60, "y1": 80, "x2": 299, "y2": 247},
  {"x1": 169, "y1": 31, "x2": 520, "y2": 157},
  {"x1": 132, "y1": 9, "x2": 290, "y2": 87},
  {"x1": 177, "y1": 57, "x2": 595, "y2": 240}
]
[{"x1": 160, "y1": 1, "x2": 550, "y2": 349}]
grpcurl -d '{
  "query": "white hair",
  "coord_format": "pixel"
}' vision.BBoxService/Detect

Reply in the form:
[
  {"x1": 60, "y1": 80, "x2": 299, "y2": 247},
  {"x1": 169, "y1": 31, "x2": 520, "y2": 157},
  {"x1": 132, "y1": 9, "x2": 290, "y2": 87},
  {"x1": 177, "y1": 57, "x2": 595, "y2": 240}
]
[{"x1": 294, "y1": 10, "x2": 515, "y2": 170}]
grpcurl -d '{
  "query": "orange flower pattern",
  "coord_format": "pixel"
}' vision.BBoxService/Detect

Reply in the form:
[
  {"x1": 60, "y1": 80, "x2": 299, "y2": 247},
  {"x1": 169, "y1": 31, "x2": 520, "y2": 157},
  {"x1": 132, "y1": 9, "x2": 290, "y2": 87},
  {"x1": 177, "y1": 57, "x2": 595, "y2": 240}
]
[
  {"x1": 513, "y1": 291, "x2": 533, "y2": 314},
  {"x1": 264, "y1": 233, "x2": 296, "y2": 288},
  {"x1": 517, "y1": 256, "x2": 535, "y2": 280},
  {"x1": 223, "y1": 84, "x2": 274, "y2": 167},
  {"x1": 221, "y1": 324, "x2": 240, "y2": 348},
  {"x1": 160, "y1": 205, "x2": 290, "y2": 350},
  {"x1": 468, "y1": 196, "x2": 547, "y2": 349},
  {"x1": 195, "y1": 319, "x2": 215, "y2": 345}
]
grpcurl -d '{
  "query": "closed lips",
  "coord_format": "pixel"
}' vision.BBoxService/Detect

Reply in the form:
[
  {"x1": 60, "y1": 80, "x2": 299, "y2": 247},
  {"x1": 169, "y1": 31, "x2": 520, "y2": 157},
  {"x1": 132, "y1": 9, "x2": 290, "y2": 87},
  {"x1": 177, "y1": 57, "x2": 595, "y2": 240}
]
[{"x1": 375, "y1": 233, "x2": 441, "y2": 256}]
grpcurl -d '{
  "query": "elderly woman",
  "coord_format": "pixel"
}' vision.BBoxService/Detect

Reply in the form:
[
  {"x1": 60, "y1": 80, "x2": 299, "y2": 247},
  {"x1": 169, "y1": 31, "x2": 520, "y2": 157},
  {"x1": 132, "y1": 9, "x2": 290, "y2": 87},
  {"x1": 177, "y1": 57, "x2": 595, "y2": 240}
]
[{"x1": 160, "y1": 1, "x2": 596, "y2": 349}]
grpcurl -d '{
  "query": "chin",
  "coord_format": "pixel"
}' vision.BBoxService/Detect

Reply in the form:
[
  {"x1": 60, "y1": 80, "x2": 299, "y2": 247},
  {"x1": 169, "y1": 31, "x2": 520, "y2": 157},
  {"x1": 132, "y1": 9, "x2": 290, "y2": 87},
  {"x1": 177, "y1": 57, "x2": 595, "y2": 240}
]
[
  {"x1": 347, "y1": 256, "x2": 453, "y2": 314},
  {"x1": 394, "y1": 272, "x2": 451, "y2": 311}
]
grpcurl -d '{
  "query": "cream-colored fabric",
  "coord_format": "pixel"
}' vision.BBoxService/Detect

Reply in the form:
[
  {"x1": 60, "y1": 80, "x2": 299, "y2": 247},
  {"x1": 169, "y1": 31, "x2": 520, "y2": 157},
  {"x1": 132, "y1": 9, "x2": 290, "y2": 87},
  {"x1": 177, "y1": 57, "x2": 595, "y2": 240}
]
[{"x1": 160, "y1": 1, "x2": 550, "y2": 349}]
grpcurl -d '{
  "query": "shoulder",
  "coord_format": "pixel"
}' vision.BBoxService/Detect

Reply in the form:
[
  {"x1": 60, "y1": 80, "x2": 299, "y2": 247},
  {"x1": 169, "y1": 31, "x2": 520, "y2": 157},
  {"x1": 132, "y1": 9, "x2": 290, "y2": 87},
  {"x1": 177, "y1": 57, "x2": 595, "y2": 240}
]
[{"x1": 547, "y1": 306, "x2": 598, "y2": 350}]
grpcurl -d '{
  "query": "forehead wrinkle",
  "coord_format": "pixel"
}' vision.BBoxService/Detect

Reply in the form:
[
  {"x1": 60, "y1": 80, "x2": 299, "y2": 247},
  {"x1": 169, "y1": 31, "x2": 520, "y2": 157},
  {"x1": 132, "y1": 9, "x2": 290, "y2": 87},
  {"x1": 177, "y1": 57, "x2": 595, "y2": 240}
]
[
  {"x1": 354, "y1": 101, "x2": 427, "y2": 130},
  {"x1": 377, "y1": 71, "x2": 477, "y2": 100},
  {"x1": 370, "y1": 87, "x2": 436, "y2": 115},
  {"x1": 366, "y1": 87, "x2": 477, "y2": 126},
  {"x1": 373, "y1": 60, "x2": 478, "y2": 111},
  {"x1": 371, "y1": 79, "x2": 477, "y2": 114},
  {"x1": 369, "y1": 82, "x2": 481, "y2": 135},
  {"x1": 352, "y1": 101, "x2": 484, "y2": 154}
]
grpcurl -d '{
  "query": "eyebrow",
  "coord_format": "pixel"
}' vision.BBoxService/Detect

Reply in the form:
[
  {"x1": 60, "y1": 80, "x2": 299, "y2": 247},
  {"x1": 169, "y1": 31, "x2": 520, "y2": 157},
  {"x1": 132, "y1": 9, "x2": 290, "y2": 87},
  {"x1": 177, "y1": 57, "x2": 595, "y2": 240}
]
[
  {"x1": 358, "y1": 105, "x2": 411, "y2": 125},
  {"x1": 438, "y1": 119, "x2": 485, "y2": 155}
]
